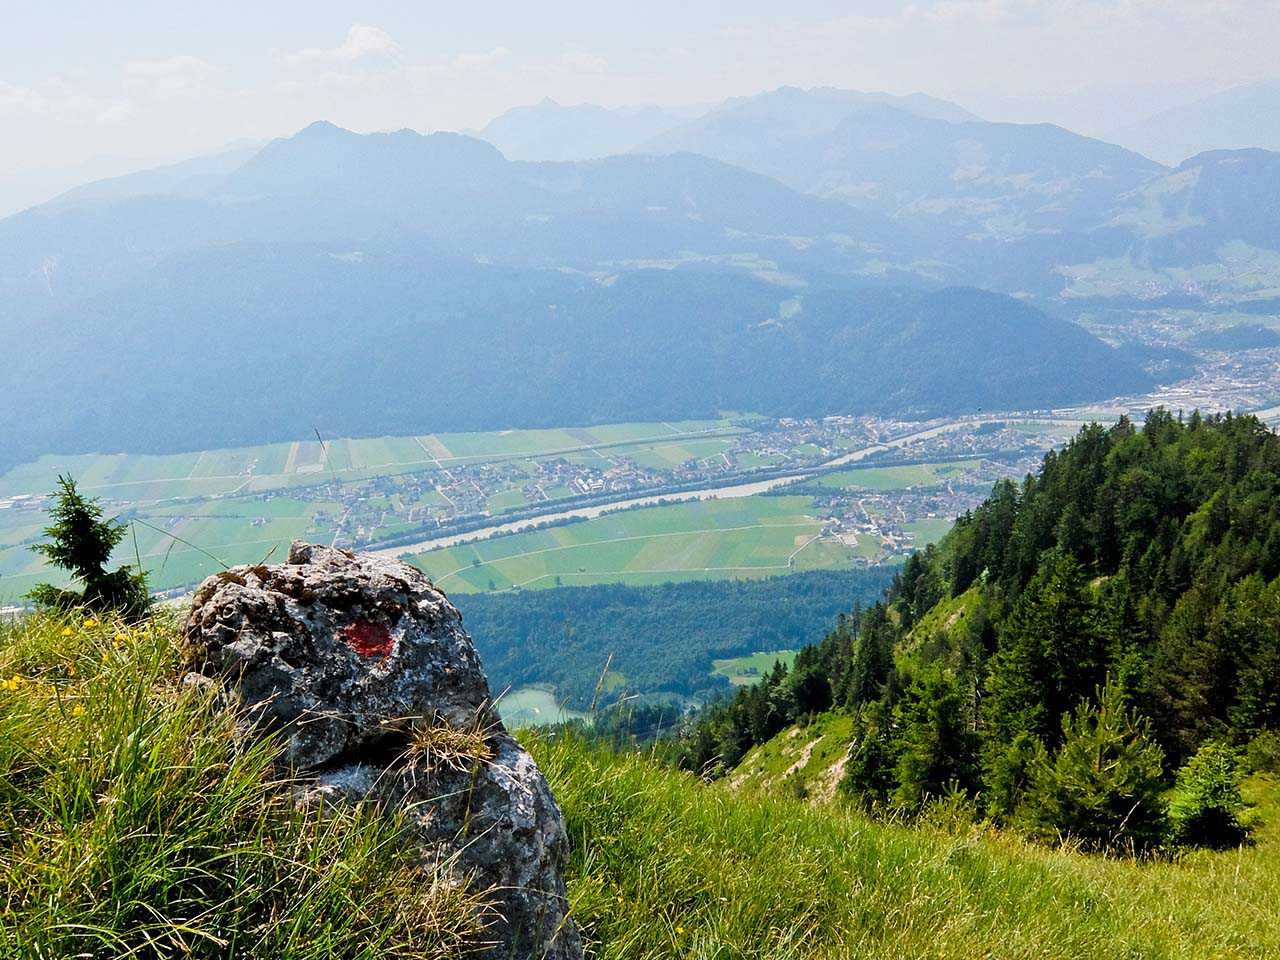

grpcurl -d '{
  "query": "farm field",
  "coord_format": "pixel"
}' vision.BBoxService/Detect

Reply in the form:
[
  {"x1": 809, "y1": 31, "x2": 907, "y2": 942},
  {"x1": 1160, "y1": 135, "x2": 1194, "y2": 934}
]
[
  {"x1": 712, "y1": 649, "x2": 799, "y2": 686},
  {"x1": 0, "y1": 418, "x2": 739, "y2": 503},
  {"x1": 815, "y1": 459, "x2": 981, "y2": 491},
  {"x1": 0, "y1": 496, "x2": 340, "y2": 601},
  {"x1": 904, "y1": 517, "x2": 955, "y2": 546},
  {"x1": 407, "y1": 496, "x2": 855, "y2": 593},
  {"x1": 0, "y1": 413, "x2": 1041, "y2": 603}
]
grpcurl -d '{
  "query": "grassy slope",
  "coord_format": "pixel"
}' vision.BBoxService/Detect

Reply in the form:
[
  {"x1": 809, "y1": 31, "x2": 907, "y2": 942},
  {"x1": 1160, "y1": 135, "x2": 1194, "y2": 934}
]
[
  {"x1": 532, "y1": 734, "x2": 1280, "y2": 960},
  {"x1": 4, "y1": 613, "x2": 1278, "y2": 959},
  {"x1": 725, "y1": 712, "x2": 856, "y2": 801},
  {"x1": 0, "y1": 614, "x2": 485, "y2": 958}
]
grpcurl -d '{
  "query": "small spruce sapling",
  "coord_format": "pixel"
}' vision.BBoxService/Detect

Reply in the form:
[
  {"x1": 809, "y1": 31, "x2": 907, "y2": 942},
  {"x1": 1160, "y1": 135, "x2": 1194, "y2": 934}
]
[
  {"x1": 1022, "y1": 682, "x2": 1168, "y2": 853},
  {"x1": 1168, "y1": 739, "x2": 1251, "y2": 848},
  {"x1": 27, "y1": 475, "x2": 151, "y2": 619}
]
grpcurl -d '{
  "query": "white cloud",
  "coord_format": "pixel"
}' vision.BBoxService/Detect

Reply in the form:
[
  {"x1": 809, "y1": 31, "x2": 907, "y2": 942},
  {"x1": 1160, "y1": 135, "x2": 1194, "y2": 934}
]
[
  {"x1": 282, "y1": 24, "x2": 403, "y2": 69},
  {"x1": 124, "y1": 55, "x2": 216, "y2": 97},
  {"x1": 0, "y1": 78, "x2": 129, "y2": 124},
  {"x1": 558, "y1": 49, "x2": 608, "y2": 75},
  {"x1": 449, "y1": 46, "x2": 512, "y2": 72}
]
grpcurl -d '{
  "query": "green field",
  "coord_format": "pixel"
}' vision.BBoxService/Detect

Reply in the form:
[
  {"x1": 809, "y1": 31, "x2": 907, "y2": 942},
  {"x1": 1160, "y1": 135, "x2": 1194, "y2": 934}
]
[
  {"x1": 0, "y1": 419, "x2": 739, "y2": 503},
  {"x1": 0, "y1": 496, "x2": 340, "y2": 601},
  {"x1": 904, "y1": 516, "x2": 955, "y2": 546},
  {"x1": 712, "y1": 649, "x2": 799, "y2": 686},
  {"x1": 409, "y1": 496, "x2": 855, "y2": 593},
  {"x1": 0, "y1": 418, "x2": 744, "y2": 601},
  {"x1": 816, "y1": 459, "x2": 980, "y2": 491}
]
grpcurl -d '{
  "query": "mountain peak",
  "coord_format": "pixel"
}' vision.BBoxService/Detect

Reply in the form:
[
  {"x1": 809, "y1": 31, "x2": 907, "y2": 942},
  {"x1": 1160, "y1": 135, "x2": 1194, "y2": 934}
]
[{"x1": 294, "y1": 120, "x2": 352, "y2": 140}]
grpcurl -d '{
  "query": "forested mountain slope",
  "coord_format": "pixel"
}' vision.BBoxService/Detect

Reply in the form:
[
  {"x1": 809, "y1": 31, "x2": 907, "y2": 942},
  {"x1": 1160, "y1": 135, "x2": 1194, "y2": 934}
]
[
  {"x1": 0, "y1": 250, "x2": 1151, "y2": 465},
  {"x1": 687, "y1": 410, "x2": 1280, "y2": 849}
]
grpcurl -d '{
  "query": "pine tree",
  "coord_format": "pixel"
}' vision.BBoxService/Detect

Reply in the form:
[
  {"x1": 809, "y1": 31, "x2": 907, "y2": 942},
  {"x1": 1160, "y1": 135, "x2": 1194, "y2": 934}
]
[
  {"x1": 1022, "y1": 683, "x2": 1168, "y2": 853},
  {"x1": 982, "y1": 550, "x2": 1104, "y2": 813},
  {"x1": 27, "y1": 475, "x2": 150, "y2": 618},
  {"x1": 890, "y1": 669, "x2": 979, "y2": 811},
  {"x1": 1168, "y1": 739, "x2": 1250, "y2": 848}
]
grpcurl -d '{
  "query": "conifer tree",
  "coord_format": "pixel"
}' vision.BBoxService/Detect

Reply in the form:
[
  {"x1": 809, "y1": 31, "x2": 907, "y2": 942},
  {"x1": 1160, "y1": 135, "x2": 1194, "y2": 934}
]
[
  {"x1": 27, "y1": 475, "x2": 150, "y2": 619},
  {"x1": 1022, "y1": 683, "x2": 1167, "y2": 853},
  {"x1": 890, "y1": 669, "x2": 979, "y2": 810}
]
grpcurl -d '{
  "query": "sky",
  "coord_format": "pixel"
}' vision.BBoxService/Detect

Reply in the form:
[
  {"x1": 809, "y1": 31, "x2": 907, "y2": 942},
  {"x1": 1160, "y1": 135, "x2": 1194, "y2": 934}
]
[{"x1": 3, "y1": 1, "x2": 1279, "y2": 177}]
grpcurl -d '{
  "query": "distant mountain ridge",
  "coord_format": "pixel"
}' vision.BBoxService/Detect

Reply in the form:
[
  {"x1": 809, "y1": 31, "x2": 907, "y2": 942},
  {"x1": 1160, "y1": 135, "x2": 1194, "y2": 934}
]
[
  {"x1": 2, "y1": 250, "x2": 1153, "y2": 463},
  {"x1": 0, "y1": 114, "x2": 1187, "y2": 467},
  {"x1": 476, "y1": 99, "x2": 694, "y2": 161},
  {"x1": 1110, "y1": 79, "x2": 1280, "y2": 165},
  {"x1": 642, "y1": 87, "x2": 1163, "y2": 241}
]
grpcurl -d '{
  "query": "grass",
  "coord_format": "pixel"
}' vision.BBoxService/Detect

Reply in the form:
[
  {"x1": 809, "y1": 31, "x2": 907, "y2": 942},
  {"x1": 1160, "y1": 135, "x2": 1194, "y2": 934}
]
[
  {"x1": 0, "y1": 613, "x2": 488, "y2": 958},
  {"x1": 816, "y1": 460, "x2": 980, "y2": 492},
  {"x1": 409, "y1": 496, "x2": 856, "y2": 593},
  {"x1": 903, "y1": 517, "x2": 955, "y2": 547},
  {"x1": 530, "y1": 733, "x2": 1280, "y2": 959},
  {"x1": 2, "y1": 613, "x2": 1278, "y2": 958},
  {"x1": 727, "y1": 712, "x2": 857, "y2": 800},
  {"x1": 712, "y1": 649, "x2": 799, "y2": 686}
]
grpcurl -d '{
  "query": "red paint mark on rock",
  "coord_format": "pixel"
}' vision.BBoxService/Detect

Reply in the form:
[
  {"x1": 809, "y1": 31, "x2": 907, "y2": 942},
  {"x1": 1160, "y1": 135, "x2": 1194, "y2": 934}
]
[{"x1": 341, "y1": 620, "x2": 394, "y2": 659}]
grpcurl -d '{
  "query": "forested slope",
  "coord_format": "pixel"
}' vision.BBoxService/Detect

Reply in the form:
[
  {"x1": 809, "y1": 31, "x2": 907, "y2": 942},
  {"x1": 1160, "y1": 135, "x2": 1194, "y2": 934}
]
[
  {"x1": 686, "y1": 410, "x2": 1280, "y2": 850},
  {"x1": 459, "y1": 569, "x2": 893, "y2": 708}
]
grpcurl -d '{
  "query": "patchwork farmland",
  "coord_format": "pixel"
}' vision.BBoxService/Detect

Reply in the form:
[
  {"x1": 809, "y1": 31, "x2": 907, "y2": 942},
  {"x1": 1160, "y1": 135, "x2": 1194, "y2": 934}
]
[{"x1": 407, "y1": 496, "x2": 848, "y2": 592}]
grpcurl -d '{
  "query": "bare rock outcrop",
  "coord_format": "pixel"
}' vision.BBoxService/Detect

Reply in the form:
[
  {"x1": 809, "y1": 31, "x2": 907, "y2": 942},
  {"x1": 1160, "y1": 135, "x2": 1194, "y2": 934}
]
[{"x1": 183, "y1": 541, "x2": 582, "y2": 960}]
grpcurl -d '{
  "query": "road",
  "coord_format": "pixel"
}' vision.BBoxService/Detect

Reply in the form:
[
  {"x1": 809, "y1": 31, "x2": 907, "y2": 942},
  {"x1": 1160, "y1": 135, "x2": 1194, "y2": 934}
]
[{"x1": 369, "y1": 414, "x2": 1088, "y2": 560}]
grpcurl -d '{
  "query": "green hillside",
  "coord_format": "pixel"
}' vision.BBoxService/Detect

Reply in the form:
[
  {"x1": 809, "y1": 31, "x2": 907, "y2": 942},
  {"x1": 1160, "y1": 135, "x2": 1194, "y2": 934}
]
[
  {"x1": 533, "y1": 734, "x2": 1280, "y2": 959},
  {"x1": 686, "y1": 410, "x2": 1280, "y2": 852},
  {"x1": 4, "y1": 612, "x2": 1277, "y2": 958}
]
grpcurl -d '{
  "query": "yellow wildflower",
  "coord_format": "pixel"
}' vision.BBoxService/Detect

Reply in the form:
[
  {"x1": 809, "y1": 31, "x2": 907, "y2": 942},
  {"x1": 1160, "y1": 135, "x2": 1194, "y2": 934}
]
[
  {"x1": 61, "y1": 627, "x2": 74, "y2": 637},
  {"x1": 72, "y1": 703, "x2": 86, "y2": 717},
  {"x1": 83, "y1": 618, "x2": 98, "y2": 629}
]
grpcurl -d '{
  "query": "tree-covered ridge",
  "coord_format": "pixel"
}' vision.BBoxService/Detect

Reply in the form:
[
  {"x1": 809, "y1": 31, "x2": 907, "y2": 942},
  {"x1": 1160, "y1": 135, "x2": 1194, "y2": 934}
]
[
  {"x1": 684, "y1": 411, "x2": 1280, "y2": 850},
  {"x1": 457, "y1": 569, "x2": 892, "y2": 708}
]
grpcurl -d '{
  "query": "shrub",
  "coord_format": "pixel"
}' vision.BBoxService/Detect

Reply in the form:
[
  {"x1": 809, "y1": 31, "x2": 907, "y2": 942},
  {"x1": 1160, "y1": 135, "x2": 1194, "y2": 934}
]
[
  {"x1": 1021, "y1": 684, "x2": 1168, "y2": 853},
  {"x1": 1168, "y1": 740, "x2": 1251, "y2": 848},
  {"x1": 1245, "y1": 729, "x2": 1280, "y2": 775}
]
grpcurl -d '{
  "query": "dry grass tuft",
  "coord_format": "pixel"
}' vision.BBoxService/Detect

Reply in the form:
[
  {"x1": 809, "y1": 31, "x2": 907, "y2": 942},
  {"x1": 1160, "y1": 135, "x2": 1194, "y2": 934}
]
[{"x1": 406, "y1": 713, "x2": 496, "y2": 773}]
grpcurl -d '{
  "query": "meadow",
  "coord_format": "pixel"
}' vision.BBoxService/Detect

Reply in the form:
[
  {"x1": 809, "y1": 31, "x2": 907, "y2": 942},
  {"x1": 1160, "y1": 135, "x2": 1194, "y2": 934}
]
[
  {"x1": 407, "y1": 496, "x2": 856, "y2": 593},
  {"x1": 814, "y1": 458, "x2": 981, "y2": 491},
  {"x1": 533, "y1": 733, "x2": 1280, "y2": 959},
  {"x1": 7, "y1": 610, "x2": 1276, "y2": 959},
  {"x1": 711, "y1": 649, "x2": 799, "y2": 686}
]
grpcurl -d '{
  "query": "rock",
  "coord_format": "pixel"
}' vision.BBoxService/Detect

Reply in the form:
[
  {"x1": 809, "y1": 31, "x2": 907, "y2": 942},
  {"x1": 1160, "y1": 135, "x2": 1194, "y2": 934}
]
[{"x1": 183, "y1": 541, "x2": 582, "y2": 960}]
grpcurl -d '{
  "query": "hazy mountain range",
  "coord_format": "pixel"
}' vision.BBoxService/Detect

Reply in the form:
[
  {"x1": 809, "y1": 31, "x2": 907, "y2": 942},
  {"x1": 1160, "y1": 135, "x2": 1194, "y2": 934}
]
[
  {"x1": 474, "y1": 99, "x2": 696, "y2": 162},
  {"x1": 1110, "y1": 79, "x2": 1280, "y2": 165},
  {"x1": 6, "y1": 84, "x2": 1280, "y2": 464}
]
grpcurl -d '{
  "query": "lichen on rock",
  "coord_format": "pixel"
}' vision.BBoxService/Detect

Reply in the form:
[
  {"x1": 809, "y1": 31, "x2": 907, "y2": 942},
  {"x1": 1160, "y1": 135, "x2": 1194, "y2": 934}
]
[{"x1": 183, "y1": 541, "x2": 582, "y2": 960}]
